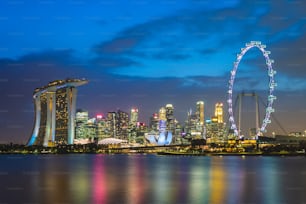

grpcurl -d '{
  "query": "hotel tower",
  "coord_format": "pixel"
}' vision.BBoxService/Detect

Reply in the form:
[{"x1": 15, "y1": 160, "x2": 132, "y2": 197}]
[{"x1": 27, "y1": 79, "x2": 88, "y2": 146}]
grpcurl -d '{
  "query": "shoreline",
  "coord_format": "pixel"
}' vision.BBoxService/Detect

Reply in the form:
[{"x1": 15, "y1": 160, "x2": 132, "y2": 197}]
[
  {"x1": 0, "y1": 151, "x2": 305, "y2": 156},
  {"x1": 156, "y1": 151, "x2": 306, "y2": 156}
]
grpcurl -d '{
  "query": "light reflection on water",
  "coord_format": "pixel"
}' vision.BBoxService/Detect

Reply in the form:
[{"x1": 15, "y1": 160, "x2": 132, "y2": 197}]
[{"x1": 0, "y1": 155, "x2": 306, "y2": 203}]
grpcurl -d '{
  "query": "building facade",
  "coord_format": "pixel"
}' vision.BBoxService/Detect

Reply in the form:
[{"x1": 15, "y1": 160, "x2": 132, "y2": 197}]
[{"x1": 27, "y1": 79, "x2": 88, "y2": 146}]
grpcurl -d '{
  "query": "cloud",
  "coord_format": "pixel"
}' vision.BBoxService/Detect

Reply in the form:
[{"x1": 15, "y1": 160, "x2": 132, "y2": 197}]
[
  {"x1": 18, "y1": 49, "x2": 75, "y2": 64},
  {"x1": 91, "y1": 56, "x2": 139, "y2": 69},
  {"x1": 92, "y1": 38, "x2": 138, "y2": 54},
  {"x1": 89, "y1": 0, "x2": 306, "y2": 81}
]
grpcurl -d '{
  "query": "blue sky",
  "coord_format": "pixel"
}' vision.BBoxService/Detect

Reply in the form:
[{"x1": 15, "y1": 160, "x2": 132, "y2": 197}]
[{"x1": 0, "y1": 0, "x2": 306, "y2": 143}]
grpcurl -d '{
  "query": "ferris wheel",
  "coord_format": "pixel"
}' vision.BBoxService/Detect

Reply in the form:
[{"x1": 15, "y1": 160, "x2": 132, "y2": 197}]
[{"x1": 227, "y1": 41, "x2": 277, "y2": 139}]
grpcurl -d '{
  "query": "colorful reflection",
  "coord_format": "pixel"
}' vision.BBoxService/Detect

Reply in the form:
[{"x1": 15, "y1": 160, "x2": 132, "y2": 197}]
[
  {"x1": 189, "y1": 159, "x2": 210, "y2": 203},
  {"x1": 92, "y1": 155, "x2": 107, "y2": 204},
  {"x1": 1, "y1": 155, "x2": 306, "y2": 203},
  {"x1": 209, "y1": 157, "x2": 227, "y2": 204},
  {"x1": 127, "y1": 155, "x2": 145, "y2": 204}
]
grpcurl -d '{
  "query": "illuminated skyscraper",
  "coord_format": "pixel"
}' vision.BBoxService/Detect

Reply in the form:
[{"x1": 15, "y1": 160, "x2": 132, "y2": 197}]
[
  {"x1": 107, "y1": 112, "x2": 117, "y2": 138},
  {"x1": 215, "y1": 103, "x2": 223, "y2": 123},
  {"x1": 130, "y1": 108, "x2": 138, "y2": 127},
  {"x1": 149, "y1": 113, "x2": 159, "y2": 131},
  {"x1": 75, "y1": 109, "x2": 89, "y2": 140},
  {"x1": 159, "y1": 107, "x2": 167, "y2": 121},
  {"x1": 27, "y1": 79, "x2": 88, "y2": 146},
  {"x1": 96, "y1": 114, "x2": 108, "y2": 140},
  {"x1": 76, "y1": 109, "x2": 89, "y2": 124},
  {"x1": 106, "y1": 110, "x2": 129, "y2": 139},
  {"x1": 196, "y1": 101, "x2": 205, "y2": 125},
  {"x1": 117, "y1": 110, "x2": 129, "y2": 140},
  {"x1": 165, "y1": 104, "x2": 175, "y2": 133},
  {"x1": 128, "y1": 108, "x2": 139, "y2": 143}
]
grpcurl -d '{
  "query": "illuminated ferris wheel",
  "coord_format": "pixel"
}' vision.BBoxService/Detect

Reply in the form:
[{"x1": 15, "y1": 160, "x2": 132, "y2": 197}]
[{"x1": 227, "y1": 41, "x2": 277, "y2": 139}]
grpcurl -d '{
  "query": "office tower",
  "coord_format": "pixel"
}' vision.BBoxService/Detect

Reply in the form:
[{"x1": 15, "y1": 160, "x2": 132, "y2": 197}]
[
  {"x1": 205, "y1": 103, "x2": 225, "y2": 143},
  {"x1": 75, "y1": 109, "x2": 89, "y2": 139},
  {"x1": 96, "y1": 114, "x2": 108, "y2": 140},
  {"x1": 165, "y1": 104, "x2": 175, "y2": 133},
  {"x1": 107, "y1": 112, "x2": 117, "y2": 138},
  {"x1": 196, "y1": 101, "x2": 205, "y2": 125},
  {"x1": 159, "y1": 107, "x2": 166, "y2": 139},
  {"x1": 215, "y1": 103, "x2": 223, "y2": 123},
  {"x1": 128, "y1": 108, "x2": 138, "y2": 143},
  {"x1": 185, "y1": 109, "x2": 202, "y2": 139},
  {"x1": 76, "y1": 109, "x2": 89, "y2": 124},
  {"x1": 27, "y1": 79, "x2": 88, "y2": 146},
  {"x1": 117, "y1": 110, "x2": 129, "y2": 140},
  {"x1": 106, "y1": 110, "x2": 129, "y2": 139},
  {"x1": 130, "y1": 108, "x2": 138, "y2": 127},
  {"x1": 159, "y1": 107, "x2": 167, "y2": 121},
  {"x1": 149, "y1": 113, "x2": 158, "y2": 130},
  {"x1": 149, "y1": 113, "x2": 159, "y2": 131}
]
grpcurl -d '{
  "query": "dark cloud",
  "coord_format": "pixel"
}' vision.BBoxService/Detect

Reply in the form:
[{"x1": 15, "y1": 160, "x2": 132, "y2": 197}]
[
  {"x1": 19, "y1": 49, "x2": 75, "y2": 64},
  {"x1": 92, "y1": 38, "x2": 138, "y2": 54},
  {"x1": 91, "y1": 56, "x2": 139, "y2": 69}
]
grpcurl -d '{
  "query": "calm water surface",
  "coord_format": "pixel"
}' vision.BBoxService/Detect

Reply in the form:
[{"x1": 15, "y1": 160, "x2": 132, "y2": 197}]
[{"x1": 0, "y1": 154, "x2": 306, "y2": 204}]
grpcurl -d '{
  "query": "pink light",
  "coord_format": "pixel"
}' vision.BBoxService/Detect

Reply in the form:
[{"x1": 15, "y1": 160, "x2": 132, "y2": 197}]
[{"x1": 96, "y1": 114, "x2": 103, "y2": 119}]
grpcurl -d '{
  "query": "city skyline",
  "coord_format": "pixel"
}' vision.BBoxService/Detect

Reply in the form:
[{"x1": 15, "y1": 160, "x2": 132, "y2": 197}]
[{"x1": 1, "y1": 0, "x2": 306, "y2": 143}]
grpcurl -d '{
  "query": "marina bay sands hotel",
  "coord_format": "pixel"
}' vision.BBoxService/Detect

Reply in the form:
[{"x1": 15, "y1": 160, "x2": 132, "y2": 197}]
[{"x1": 27, "y1": 79, "x2": 88, "y2": 147}]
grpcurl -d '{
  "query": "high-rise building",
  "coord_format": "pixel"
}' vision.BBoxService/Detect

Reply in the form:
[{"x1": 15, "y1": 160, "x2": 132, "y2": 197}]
[
  {"x1": 149, "y1": 113, "x2": 159, "y2": 131},
  {"x1": 206, "y1": 102, "x2": 226, "y2": 143},
  {"x1": 196, "y1": 101, "x2": 205, "y2": 125},
  {"x1": 107, "y1": 112, "x2": 117, "y2": 138},
  {"x1": 117, "y1": 110, "x2": 129, "y2": 140},
  {"x1": 75, "y1": 110, "x2": 99, "y2": 142},
  {"x1": 75, "y1": 109, "x2": 89, "y2": 139},
  {"x1": 96, "y1": 114, "x2": 108, "y2": 140},
  {"x1": 215, "y1": 103, "x2": 223, "y2": 123},
  {"x1": 128, "y1": 108, "x2": 138, "y2": 143},
  {"x1": 106, "y1": 110, "x2": 129, "y2": 139},
  {"x1": 27, "y1": 79, "x2": 88, "y2": 146},
  {"x1": 76, "y1": 109, "x2": 89, "y2": 124},
  {"x1": 165, "y1": 104, "x2": 175, "y2": 133},
  {"x1": 130, "y1": 108, "x2": 138, "y2": 127},
  {"x1": 159, "y1": 107, "x2": 166, "y2": 121},
  {"x1": 185, "y1": 109, "x2": 202, "y2": 139}
]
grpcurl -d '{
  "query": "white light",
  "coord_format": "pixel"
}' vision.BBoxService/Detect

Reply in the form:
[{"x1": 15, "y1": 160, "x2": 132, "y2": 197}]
[
  {"x1": 266, "y1": 107, "x2": 275, "y2": 113},
  {"x1": 268, "y1": 95, "x2": 277, "y2": 101},
  {"x1": 228, "y1": 41, "x2": 276, "y2": 139}
]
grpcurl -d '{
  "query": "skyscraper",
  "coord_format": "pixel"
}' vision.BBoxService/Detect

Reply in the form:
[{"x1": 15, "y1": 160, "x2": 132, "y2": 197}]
[
  {"x1": 76, "y1": 109, "x2": 89, "y2": 124},
  {"x1": 159, "y1": 107, "x2": 167, "y2": 121},
  {"x1": 149, "y1": 113, "x2": 159, "y2": 131},
  {"x1": 130, "y1": 108, "x2": 138, "y2": 127},
  {"x1": 196, "y1": 101, "x2": 205, "y2": 125},
  {"x1": 117, "y1": 110, "x2": 129, "y2": 140},
  {"x1": 106, "y1": 110, "x2": 129, "y2": 139},
  {"x1": 165, "y1": 104, "x2": 175, "y2": 133},
  {"x1": 27, "y1": 79, "x2": 88, "y2": 146},
  {"x1": 96, "y1": 114, "x2": 108, "y2": 140},
  {"x1": 215, "y1": 103, "x2": 223, "y2": 123},
  {"x1": 128, "y1": 108, "x2": 139, "y2": 143},
  {"x1": 75, "y1": 109, "x2": 89, "y2": 140}
]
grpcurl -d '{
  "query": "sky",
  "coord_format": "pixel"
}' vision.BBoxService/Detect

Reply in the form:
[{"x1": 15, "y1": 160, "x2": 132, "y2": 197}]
[{"x1": 0, "y1": 0, "x2": 306, "y2": 143}]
